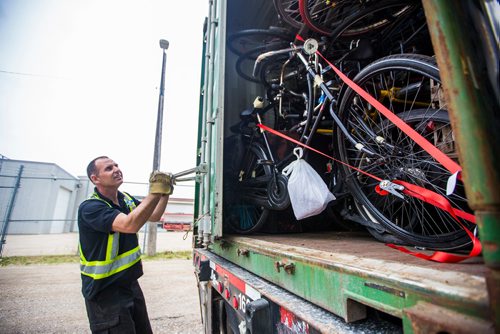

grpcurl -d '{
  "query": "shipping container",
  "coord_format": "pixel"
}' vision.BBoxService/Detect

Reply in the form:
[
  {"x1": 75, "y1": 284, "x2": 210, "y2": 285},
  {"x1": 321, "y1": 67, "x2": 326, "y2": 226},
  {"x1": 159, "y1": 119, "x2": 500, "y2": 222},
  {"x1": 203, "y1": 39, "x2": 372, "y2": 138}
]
[{"x1": 191, "y1": 1, "x2": 499, "y2": 333}]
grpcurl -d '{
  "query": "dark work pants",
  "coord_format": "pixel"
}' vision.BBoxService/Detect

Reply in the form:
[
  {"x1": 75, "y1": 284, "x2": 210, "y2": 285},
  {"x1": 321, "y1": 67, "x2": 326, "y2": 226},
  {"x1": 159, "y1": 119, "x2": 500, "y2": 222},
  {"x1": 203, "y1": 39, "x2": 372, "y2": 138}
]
[{"x1": 84, "y1": 280, "x2": 153, "y2": 334}]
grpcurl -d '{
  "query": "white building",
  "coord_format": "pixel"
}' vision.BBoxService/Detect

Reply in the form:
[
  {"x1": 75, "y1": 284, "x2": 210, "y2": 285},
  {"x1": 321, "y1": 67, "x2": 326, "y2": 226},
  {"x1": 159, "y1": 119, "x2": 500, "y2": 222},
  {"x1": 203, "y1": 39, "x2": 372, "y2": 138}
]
[
  {"x1": 0, "y1": 157, "x2": 81, "y2": 234},
  {"x1": 0, "y1": 156, "x2": 195, "y2": 236}
]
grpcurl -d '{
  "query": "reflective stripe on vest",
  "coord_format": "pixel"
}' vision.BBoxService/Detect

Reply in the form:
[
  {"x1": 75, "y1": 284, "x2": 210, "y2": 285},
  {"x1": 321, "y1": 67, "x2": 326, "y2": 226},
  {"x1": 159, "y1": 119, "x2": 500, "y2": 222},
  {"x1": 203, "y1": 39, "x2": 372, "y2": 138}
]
[{"x1": 80, "y1": 192, "x2": 141, "y2": 280}]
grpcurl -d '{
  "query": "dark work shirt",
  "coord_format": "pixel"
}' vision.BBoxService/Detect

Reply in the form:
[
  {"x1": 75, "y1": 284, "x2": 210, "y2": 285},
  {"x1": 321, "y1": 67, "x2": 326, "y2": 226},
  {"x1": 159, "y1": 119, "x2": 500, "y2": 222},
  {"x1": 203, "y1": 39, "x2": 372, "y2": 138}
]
[{"x1": 78, "y1": 188, "x2": 143, "y2": 300}]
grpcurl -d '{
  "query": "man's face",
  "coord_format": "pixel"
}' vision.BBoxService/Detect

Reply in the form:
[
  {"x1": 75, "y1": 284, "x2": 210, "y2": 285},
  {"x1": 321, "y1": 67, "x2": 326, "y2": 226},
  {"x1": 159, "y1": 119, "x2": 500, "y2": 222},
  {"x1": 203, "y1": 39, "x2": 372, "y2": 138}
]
[{"x1": 91, "y1": 158, "x2": 123, "y2": 188}]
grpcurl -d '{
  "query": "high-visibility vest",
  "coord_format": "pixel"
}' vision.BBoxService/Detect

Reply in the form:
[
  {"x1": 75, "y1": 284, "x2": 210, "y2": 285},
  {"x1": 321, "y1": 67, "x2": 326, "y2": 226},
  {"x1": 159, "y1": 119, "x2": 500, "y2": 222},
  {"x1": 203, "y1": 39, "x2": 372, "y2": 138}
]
[{"x1": 79, "y1": 192, "x2": 141, "y2": 280}]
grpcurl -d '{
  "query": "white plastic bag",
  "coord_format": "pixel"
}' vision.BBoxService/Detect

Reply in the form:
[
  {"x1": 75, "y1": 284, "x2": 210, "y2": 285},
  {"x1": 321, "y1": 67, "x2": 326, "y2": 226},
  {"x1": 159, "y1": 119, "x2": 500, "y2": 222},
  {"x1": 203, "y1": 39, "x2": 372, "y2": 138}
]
[{"x1": 282, "y1": 148, "x2": 336, "y2": 220}]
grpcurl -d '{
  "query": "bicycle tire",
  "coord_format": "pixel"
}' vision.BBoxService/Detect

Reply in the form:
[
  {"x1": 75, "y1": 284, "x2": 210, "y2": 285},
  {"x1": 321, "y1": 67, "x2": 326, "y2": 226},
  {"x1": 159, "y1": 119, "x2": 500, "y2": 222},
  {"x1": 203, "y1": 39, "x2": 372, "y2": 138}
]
[
  {"x1": 336, "y1": 54, "x2": 474, "y2": 251},
  {"x1": 225, "y1": 143, "x2": 272, "y2": 234},
  {"x1": 227, "y1": 28, "x2": 293, "y2": 58},
  {"x1": 299, "y1": 0, "x2": 360, "y2": 36},
  {"x1": 236, "y1": 41, "x2": 306, "y2": 86},
  {"x1": 328, "y1": 0, "x2": 418, "y2": 39},
  {"x1": 273, "y1": 0, "x2": 305, "y2": 29},
  {"x1": 235, "y1": 48, "x2": 265, "y2": 83}
]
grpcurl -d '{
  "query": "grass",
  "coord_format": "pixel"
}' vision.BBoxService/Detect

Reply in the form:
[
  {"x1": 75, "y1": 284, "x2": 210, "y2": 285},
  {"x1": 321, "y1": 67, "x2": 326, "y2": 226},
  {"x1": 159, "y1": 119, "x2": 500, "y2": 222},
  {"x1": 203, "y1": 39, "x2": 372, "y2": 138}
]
[
  {"x1": 0, "y1": 254, "x2": 79, "y2": 266},
  {"x1": 0, "y1": 251, "x2": 192, "y2": 267},
  {"x1": 142, "y1": 250, "x2": 192, "y2": 261}
]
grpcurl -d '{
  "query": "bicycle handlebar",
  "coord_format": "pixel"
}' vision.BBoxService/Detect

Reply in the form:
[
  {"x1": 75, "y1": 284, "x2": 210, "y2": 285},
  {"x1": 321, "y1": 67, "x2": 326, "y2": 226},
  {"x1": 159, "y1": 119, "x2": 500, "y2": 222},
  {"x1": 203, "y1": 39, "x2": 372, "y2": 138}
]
[{"x1": 252, "y1": 45, "x2": 302, "y2": 78}]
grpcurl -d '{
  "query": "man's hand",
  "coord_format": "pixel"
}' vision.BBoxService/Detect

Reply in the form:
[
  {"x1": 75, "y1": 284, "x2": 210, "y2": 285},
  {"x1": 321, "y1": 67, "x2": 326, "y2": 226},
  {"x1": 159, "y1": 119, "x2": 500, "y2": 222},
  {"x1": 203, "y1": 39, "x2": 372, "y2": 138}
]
[{"x1": 149, "y1": 171, "x2": 173, "y2": 195}]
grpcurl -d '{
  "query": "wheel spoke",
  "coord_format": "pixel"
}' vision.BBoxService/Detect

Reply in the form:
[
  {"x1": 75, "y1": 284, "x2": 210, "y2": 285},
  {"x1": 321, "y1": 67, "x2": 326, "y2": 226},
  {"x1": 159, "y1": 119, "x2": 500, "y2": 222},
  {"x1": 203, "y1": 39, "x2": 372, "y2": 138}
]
[{"x1": 337, "y1": 55, "x2": 473, "y2": 250}]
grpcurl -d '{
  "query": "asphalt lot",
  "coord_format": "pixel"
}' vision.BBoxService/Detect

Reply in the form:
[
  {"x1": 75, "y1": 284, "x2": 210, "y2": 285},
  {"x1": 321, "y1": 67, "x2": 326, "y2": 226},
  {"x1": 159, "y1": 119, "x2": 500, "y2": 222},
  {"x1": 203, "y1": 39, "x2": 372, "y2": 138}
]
[{"x1": 0, "y1": 232, "x2": 203, "y2": 333}]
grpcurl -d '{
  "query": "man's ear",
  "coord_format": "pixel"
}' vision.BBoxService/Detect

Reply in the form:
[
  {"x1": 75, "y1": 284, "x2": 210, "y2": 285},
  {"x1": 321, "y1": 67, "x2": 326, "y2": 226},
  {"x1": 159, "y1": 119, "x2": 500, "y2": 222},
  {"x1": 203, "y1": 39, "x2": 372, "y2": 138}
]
[{"x1": 90, "y1": 174, "x2": 98, "y2": 184}]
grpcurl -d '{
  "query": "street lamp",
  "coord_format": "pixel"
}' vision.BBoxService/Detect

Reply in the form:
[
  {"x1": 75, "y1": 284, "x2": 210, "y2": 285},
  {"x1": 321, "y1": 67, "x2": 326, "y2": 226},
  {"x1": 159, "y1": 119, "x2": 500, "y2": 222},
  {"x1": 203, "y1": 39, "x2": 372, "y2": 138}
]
[
  {"x1": 147, "y1": 39, "x2": 169, "y2": 256},
  {"x1": 153, "y1": 39, "x2": 169, "y2": 171}
]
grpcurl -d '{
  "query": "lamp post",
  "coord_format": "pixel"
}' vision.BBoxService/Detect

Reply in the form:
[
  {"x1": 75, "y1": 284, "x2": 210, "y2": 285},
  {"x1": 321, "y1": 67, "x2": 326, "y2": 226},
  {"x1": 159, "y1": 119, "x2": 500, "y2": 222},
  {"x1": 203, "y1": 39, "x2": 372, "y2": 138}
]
[{"x1": 146, "y1": 39, "x2": 169, "y2": 256}]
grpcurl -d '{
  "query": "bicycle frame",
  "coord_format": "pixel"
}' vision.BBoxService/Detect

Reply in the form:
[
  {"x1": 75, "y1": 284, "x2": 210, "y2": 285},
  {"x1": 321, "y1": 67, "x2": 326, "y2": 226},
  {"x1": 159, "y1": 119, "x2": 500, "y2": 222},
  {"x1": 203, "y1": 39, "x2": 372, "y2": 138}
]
[{"x1": 261, "y1": 42, "x2": 383, "y2": 158}]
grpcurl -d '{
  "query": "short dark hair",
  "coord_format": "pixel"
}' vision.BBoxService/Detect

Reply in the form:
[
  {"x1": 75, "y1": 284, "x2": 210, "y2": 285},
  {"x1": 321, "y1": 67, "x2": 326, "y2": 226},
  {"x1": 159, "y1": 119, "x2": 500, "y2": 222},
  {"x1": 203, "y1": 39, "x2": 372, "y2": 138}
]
[{"x1": 87, "y1": 156, "x2": 109, "y2": 181}]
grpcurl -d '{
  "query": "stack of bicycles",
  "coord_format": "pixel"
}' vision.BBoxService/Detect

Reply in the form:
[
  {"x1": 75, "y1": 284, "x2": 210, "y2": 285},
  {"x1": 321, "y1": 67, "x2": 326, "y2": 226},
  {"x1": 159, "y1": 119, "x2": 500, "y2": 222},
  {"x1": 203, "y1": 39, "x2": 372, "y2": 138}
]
[{"x1": 223, "y1": 0, "x2": 484, "y2": 254}]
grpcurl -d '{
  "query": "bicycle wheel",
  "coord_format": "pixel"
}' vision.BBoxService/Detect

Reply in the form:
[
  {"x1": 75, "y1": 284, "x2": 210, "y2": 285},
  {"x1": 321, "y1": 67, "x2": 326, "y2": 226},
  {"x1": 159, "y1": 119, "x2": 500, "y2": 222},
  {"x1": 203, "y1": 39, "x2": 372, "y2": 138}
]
[
  {"x1": 225, "y1": 143, "x2": 272, "y2": 234},
  {"x1": 337, "y1": 54, "x2": 475, "y2": 251},
  {"x1": 235, "y1": 48, "x2": 265, "y2": 83},
  {"x1": 273, "y1": 0, "x2": 305, "y2": 29},
  {"x1": 330, "y1": 1, "x2": 418, "y2": 39},
  {"x1": 227, "y1": 28, "x2": 293, "y2": 58},
  {"x1": 299, "y1": 0, "x2": 360, "y2": 36},
  {"x1": 234, "y1": 40, "x2": 295, "y2": 83}
]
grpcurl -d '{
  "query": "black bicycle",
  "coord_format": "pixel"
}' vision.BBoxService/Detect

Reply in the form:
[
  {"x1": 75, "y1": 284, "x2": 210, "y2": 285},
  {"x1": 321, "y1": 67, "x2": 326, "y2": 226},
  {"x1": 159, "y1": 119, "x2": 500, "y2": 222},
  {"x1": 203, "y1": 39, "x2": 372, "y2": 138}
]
[{"x1": 223, "y1": 5, "x2": 478, "y2": 252}]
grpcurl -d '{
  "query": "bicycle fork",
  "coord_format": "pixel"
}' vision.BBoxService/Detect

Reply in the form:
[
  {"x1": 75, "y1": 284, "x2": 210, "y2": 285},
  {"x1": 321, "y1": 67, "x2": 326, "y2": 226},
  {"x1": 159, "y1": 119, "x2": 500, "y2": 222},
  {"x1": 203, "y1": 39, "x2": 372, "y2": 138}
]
[
  {"x1": 294, "y1": 42, "x2": 382, "y2": 158},
  {"x1": 255, "y1": 112, "x2": 280, "y2": 188}
]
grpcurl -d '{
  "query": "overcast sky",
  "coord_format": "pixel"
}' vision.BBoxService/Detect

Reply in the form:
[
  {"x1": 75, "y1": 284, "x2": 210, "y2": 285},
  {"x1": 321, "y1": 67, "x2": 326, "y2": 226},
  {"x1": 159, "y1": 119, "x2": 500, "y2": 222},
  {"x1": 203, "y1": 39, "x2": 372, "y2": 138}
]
[{"x1": 0, "y1": 0, "x2": 207, "y2": 196}]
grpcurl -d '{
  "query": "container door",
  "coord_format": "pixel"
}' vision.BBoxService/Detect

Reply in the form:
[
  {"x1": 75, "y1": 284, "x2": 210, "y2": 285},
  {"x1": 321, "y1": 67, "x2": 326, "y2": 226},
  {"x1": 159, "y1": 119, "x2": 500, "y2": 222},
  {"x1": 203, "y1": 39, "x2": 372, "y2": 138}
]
[{"x1": 195, "y1": 0, "x2": 227, "y2": 241}]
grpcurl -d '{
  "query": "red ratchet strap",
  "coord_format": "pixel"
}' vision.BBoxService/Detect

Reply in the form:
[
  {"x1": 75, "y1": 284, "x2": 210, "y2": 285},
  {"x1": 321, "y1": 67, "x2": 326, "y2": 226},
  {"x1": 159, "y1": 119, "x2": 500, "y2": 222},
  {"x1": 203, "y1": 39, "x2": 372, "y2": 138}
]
[
  {"x1": 258, "y1": 124, "x2": 474, "y2": 223},
  {"x1": 291, "y1": 35, "x2": 481, "y2": 262},
  {"x1": 387, "y1": 180, "x2": 481, "y2": 262},
  {"x1": 295, "y1": 34, "x2": 462, "y2": 180},
  {"x1": 257, "y1": 124, "x2": 382, "y2": 182},
  {"x1": 258, "y1": 125, "x2": 481, "y2": 263}
]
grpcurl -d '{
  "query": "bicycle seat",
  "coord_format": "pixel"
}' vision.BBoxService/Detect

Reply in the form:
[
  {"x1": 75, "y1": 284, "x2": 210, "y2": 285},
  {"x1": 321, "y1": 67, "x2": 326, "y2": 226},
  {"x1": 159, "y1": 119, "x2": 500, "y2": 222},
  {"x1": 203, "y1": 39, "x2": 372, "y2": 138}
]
[{"x1": 240, "y1": 108, "x2": 254, "y2": 119}]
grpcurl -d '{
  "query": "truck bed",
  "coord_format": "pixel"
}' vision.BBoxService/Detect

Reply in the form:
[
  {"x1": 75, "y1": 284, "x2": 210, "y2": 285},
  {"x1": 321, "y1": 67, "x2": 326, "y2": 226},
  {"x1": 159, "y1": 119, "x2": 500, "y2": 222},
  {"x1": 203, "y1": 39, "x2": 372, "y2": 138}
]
[
  {"x1": 243, "y1": 231, "x2": 486, "y2": 277},
  {"x1": 209, "y1": 231, "x2": 491, "y2": 331}
]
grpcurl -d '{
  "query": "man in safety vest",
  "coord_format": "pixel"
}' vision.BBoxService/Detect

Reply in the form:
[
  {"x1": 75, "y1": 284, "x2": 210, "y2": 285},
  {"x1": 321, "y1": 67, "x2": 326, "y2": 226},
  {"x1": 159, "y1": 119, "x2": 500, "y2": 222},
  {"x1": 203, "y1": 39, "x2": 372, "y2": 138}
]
[{"x1": 78, "y1": 156, "x2": 173, "y2": 333}]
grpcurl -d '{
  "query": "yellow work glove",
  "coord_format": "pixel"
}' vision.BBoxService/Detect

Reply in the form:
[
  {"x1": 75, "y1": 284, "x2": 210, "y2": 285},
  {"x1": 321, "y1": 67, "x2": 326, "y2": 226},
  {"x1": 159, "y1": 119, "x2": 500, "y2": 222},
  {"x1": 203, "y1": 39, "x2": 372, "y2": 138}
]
[{"x1": 149, "y1": 171, "x2": 173, "y2": 195}]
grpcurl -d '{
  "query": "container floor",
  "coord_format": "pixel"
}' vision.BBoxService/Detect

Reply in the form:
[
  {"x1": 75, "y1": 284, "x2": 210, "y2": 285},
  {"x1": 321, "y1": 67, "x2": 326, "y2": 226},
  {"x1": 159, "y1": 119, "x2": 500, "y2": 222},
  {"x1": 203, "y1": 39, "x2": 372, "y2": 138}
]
[{"x1": 225, "y1": 231, "x2": 487, "y2": 296}]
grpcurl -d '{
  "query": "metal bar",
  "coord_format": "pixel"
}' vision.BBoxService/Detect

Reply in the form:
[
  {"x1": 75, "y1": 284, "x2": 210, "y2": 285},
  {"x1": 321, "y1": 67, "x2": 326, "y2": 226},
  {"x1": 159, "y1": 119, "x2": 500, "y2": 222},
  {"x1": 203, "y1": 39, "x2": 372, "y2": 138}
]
[
  {"x1": 422, "y1": 0, "x2": 500, "y2": 330},
  {"x1": 0, "y1": 165, "x2": 24, "y2": 257},
  {"x1": 193, "y1": 16, "x2": 209, "y2": 228},
  {"x1": 173, "y1": 167, "x2": 198, "y2": 179},
  {"x1": 175, "y1": 177, "x2": 198, "y2": 183},
  {"x1": 196, "y1": 0, "x2": 213, "y2": 244},
  {"x1": 200, "y1": 0, "x2": 218, "y2": 247}
]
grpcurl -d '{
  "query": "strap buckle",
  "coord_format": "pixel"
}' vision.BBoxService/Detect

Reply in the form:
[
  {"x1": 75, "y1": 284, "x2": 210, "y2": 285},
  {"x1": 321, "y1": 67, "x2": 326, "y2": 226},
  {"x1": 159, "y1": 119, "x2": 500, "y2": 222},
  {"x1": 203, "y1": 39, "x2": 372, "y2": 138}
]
[{"x1": 378, "y1": 180, "x2": 405, "y2": 200}]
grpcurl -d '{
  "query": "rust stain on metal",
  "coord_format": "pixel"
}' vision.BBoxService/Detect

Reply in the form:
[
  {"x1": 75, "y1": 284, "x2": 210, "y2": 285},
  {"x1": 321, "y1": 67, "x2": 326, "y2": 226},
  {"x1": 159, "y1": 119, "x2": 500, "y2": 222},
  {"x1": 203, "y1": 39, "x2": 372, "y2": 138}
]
[
  {"x1": 275, "y1": 260, "x2": 295, "y2": 275},
  {"x1": 485, "y1": 270, "x2": 499, "y2": 322},
  {"x1": 365, "y1": 282, "x2": 405, "y2": 298},
  {"x1": 237, "y1": 248, "x2": 249, "y2": 257},
  {"x1": 219, "y1": 239, "x2": 231, "y2": 250},
  {"x1": 483, "y1": 241, "x2": 498, "y2": 253},
  {"x1": 423, "y1": 0, "x2": 500, "y2": 208},
  {"x1": 405, "y1": 302, "x2": 494, "y2": 334},
  {"x1": 224, "y1": 233, "x2": 488, "y2": 303}
]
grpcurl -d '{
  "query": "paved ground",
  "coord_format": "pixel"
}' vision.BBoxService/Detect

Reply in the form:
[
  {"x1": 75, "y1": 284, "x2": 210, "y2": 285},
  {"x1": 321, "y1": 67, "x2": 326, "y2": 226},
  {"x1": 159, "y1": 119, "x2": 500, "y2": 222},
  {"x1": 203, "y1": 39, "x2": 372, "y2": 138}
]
[
  {"x1": 0, "y1": 260, "x2": 203, "y2": 333},
  {"x1": 0, "y1": 233, "x2": 202, "y2": 333},
  {"x1": 2, "y1": 231, "x2": 192, "y2": 256}
]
